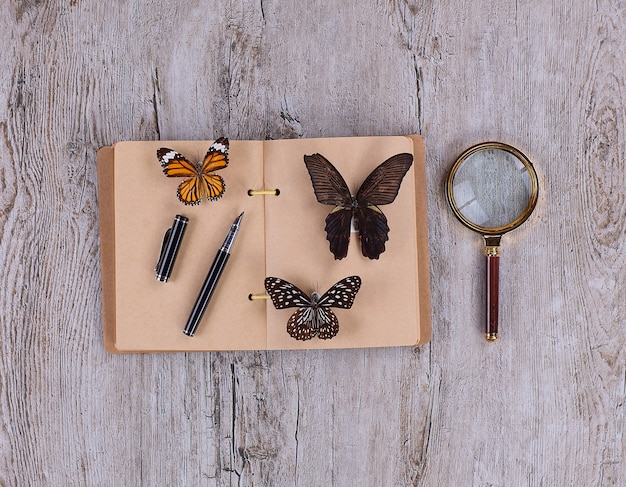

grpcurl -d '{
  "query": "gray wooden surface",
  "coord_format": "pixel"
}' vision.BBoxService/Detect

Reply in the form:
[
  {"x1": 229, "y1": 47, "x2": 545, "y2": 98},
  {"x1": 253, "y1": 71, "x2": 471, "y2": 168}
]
[{"x1": 1, "y1": 1, "x2": 624, "y2": 485}]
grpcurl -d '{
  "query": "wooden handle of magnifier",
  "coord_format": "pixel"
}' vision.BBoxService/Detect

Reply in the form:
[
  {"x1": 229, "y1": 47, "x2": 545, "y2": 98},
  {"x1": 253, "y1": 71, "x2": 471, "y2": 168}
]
[{"x1": 485, "y1": 247, "x2": 500, "y2": 342}]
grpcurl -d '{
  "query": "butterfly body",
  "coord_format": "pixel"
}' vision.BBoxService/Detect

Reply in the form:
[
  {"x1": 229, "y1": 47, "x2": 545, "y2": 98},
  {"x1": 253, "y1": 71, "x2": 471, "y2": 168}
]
[
  {"x1": 157, "y1": 137, "x2": 229, "y2": 205},
  {"x1": 264, "y1": 276, "x2": 362, "y2": 341},
  {"x1": 304, "y1": 152, "x2": 412, "y2": 259}
]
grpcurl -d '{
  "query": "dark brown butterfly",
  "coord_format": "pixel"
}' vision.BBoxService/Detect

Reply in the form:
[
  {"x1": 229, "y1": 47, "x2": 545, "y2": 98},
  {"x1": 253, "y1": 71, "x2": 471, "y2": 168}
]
[
  {"x1": 264, "y1": 276, "x2": 361, "y2": 340},
  {"x1": 304, "y1": 152, "x2": 413, "y2": 259}
]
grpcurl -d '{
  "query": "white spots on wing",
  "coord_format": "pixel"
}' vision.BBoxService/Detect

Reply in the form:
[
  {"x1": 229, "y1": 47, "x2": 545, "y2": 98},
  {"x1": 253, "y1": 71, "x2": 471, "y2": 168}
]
[{"x1": 162, "y1": 151, "x2": 178, "y2": 162}]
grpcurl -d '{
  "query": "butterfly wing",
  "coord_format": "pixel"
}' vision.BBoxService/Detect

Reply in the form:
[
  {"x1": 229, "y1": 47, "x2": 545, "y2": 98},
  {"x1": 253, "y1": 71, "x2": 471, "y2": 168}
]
[
  {"x1": 200, "y1": 137, "x2": 229, "y2": 173},
  {"x1": 324, "y1": 208, "x2": 353, "y2": 260},
  {"x1": 286, "y1": 308, "x2": 318, "y2": 341},
  {"x1": 305, "y1": 153, "x2": 355, "y2": 259},
  {"x1": 264, "y1": 277, "x2": 312, "y2": 309},
  {"x1": 355, "y1": 205, "x2": 390, "y2": 259},
  {"x1": 315, "y1": 308, "x2": 340, "y2": 340},
  {"x1": 304, "y1": 153, "x2": 352, "y2": 206},
  {"x1": 354, "y1": 153, "x2": 412, "y2": 258},
  {"x1": 158, "y1": 148, "x2": 197, "y2": 178},
  {"x1": 317, "y1": 275, "x2": 362, "y2": 309},
  {"x1": 158, "y1": 148, "x2": 203, "y2": 206},
  {"x1": 175, "y1": 178, "x2": 206, "y2": 205},
  {"x1": 356, "y1": 153, "x2": 413, "y2": 205},
  {"x1": 197, "y1": 137, "x2": 228, "y2": 201}
]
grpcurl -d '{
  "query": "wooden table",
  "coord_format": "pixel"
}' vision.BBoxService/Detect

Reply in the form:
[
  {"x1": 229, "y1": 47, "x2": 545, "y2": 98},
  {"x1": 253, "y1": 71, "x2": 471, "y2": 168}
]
[{"x1": 2, "y1": 1, "x2": 624, "y2": 485}]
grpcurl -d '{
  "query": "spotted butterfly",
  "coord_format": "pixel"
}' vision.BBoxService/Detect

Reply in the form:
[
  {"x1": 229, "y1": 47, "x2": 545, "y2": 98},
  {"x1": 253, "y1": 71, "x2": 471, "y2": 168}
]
[
  {"x1": 157, "y1": 137, "x2": 229, "y2": 205},
  {"x1": 304, "y1": 152, "x2": 413, "y2": 260},
  {"x1": 264, "y1": 276, "x2": 362, "y2": 341}
]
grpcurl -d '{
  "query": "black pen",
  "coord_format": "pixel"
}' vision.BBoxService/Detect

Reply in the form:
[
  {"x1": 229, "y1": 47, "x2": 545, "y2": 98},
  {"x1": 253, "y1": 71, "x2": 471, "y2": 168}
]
[{"x1": 183, "y1": 212, "x2": 244, "y2": 337}]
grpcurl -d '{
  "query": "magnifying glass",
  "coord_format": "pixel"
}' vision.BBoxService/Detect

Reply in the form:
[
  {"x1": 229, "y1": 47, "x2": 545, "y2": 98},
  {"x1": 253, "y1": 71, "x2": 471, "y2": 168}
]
[{"x1": 446, "y1": 142, "x2": 539, "y2": 342}]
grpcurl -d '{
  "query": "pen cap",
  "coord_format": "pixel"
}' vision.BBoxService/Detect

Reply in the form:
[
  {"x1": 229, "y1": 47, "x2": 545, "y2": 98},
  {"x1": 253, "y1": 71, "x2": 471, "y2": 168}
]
[{"x1": 155, "y1": 215, "x2": 189, "y2": 282}]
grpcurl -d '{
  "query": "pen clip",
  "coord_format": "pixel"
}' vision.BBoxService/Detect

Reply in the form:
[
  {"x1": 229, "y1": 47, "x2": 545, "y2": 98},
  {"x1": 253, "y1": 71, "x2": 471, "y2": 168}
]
[{"x1": 155, "y1": 227, "x2": 173, "y2": 273}]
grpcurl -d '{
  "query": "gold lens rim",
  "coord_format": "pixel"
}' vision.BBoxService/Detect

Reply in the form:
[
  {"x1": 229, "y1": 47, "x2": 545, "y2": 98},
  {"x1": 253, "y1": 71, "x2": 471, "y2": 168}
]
[{"x1": 446, "y1": 141, "x2": 539, "y2": 236}]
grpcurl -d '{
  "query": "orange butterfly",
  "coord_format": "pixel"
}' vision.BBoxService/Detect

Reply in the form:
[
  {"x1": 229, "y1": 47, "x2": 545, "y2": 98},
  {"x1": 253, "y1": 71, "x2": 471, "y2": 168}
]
[{"x1": 157, "y1": 137, "x2": 229, "y2": 205}]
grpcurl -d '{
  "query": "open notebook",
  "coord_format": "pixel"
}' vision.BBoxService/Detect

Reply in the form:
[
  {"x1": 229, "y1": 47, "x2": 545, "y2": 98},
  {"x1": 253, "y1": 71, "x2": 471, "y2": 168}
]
[{"x1": 97, "y1": 135, "x2": 431, "y2": 352}]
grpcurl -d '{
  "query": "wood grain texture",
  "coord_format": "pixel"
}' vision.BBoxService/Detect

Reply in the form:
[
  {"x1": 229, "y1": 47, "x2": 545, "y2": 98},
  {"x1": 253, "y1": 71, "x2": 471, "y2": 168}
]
[{"x1": 0, "y1": 0, "x2": 624, "y2": 485}]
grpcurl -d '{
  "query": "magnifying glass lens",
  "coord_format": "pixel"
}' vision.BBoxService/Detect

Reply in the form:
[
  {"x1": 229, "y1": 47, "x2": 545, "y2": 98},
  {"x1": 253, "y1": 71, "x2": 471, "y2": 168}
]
[{"x1": 453, "y1": 150, "x2": 533, "y2": 229}]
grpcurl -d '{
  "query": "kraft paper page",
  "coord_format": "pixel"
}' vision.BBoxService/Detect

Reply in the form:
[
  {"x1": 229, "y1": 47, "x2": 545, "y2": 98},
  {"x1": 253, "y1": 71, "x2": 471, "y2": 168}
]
[
  {"x1": 112, "y1": 140, "x2": 267, "y2": 351},
  {"x1": 262, "y1": 136, "x2": 421, "y2": 349}
]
